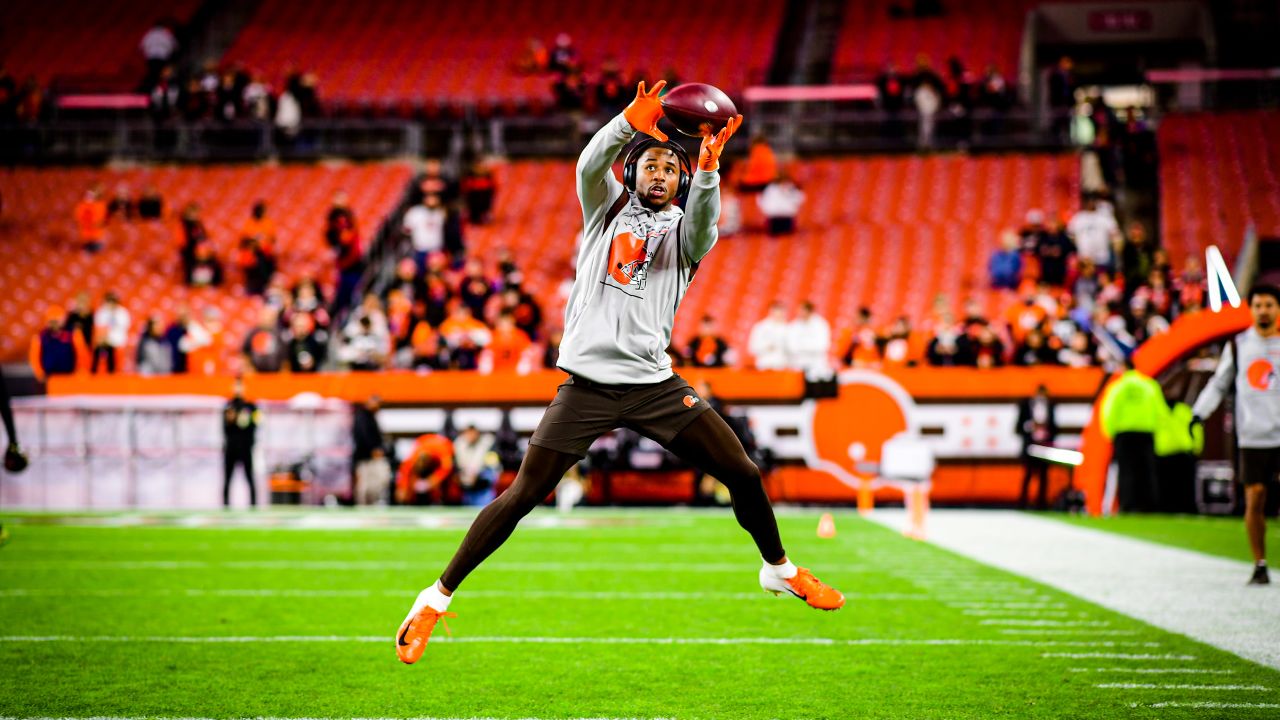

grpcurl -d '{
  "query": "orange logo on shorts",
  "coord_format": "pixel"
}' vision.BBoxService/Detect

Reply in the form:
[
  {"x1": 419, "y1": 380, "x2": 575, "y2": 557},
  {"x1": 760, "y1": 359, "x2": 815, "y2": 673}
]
[
  {"x1": 1247, "y1": 358, "x2": 1276, "y2": 391},
  {"x1": 683, "y1": 395, "x2": 699, "y2": 408}
]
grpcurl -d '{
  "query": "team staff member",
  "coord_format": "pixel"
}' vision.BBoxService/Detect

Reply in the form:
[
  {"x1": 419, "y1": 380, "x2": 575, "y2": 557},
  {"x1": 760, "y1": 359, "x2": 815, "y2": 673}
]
[
  {"x1": 1193, "y1": 285, "x2": 1280, "y2": 585},
  {"x1": 1101, "y1": 359, "x2": 1165, "y2": 513},
  {"x1": 222, "y1": 378, "x2": 260, "y2": 508},
  {"x1": 394, "y1": 82, "x2": 844, "y2": 665}
]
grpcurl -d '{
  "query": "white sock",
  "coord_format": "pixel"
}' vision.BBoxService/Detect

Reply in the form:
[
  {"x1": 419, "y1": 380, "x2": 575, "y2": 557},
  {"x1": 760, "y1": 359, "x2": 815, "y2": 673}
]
[
  {"x1": 417, "y1": 580, "x2": 452, "y2": 613},
  {"x1": 763, "y1": 558, "x2": 798, "y2": 579}
]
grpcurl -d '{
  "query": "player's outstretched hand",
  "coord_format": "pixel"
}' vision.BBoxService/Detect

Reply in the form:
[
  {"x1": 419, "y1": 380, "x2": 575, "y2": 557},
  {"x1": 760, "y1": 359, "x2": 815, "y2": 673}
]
[
  {"x1": 698, "y1": 114, "x2": 742, "y2": 172},
  {"x1": 623, "y1": 80, "x2": 668, "y2": 142}
]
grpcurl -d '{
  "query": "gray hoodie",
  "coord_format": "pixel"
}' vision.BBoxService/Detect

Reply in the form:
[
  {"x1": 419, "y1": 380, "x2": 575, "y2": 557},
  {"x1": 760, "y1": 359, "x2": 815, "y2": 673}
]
[
  {"x1": 1192, "y1": 327, "x2": 1280, "y2": 448},
  {"x1": 557, "y1": 113, "x2": 721, "y2": 385}
]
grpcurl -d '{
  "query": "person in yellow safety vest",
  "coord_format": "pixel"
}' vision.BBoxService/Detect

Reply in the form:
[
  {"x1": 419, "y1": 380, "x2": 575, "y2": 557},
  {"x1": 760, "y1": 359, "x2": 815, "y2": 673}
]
[
  {"x1": 1155, "y1": 400, "x2": 1205, "y2": 514},
  {"x1": 1101, "y1": 359, "x2": 1167, "y2": 512}
]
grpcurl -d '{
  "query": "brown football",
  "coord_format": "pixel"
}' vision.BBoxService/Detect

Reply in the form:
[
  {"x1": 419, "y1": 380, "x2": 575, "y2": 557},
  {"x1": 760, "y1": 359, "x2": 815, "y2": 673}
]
[{"x1": 660, "y1": 83, "x2": 739, "y2": 137}]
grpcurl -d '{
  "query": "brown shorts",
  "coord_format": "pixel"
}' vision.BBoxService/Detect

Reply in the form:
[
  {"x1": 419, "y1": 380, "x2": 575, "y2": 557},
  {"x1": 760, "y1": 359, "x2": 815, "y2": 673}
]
[
  {"x1": 528, "y1": 373, "x2": 712, "y2": 457},
  {"x1": 1239, "y1": 447, "x2": 1280, "y2": 486}
]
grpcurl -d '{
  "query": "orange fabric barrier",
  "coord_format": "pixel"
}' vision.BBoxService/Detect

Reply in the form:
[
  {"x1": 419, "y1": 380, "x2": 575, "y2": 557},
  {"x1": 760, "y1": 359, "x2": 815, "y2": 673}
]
[
  {"x1": 1077, "y1": 306, "x2": 1252, "y2": 515},
  {"x1": 49, "y1": 366, "x2": 1105, "y2": 403}
]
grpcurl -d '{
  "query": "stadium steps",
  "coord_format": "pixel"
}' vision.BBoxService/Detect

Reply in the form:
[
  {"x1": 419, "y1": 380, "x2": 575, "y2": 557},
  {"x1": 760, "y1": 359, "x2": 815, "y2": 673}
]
[{"x1": 0, "y1": 162, "x2": 413, "y2": 367}]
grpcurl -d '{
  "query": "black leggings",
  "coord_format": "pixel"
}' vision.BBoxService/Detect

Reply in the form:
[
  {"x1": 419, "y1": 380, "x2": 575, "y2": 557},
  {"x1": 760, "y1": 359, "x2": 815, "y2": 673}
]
[{"x1": 439, "y1": 410, "x2": 785, "y2": 591}]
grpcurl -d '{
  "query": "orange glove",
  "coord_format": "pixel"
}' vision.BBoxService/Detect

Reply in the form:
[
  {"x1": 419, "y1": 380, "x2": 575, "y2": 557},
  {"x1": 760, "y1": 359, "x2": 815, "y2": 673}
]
[
  {"x1": 623, "y1": 80, "x2": 668, "y2": 142},
  {"x1": 698, "y1": 114, "x2": 743, "y2": 172}
]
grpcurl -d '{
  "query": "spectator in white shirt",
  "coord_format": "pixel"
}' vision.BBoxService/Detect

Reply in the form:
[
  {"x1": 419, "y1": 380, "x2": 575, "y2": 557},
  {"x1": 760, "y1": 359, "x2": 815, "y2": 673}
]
[
  {"x1": 91, "y1": 292, "x2": 131, "y2": 374},
  {"x1": 748, "y1": 302, "x2": 791, "y2": 370},
  {"x1": 139, "y1": 20, "x2": 177, "y2": 87},
  {"x1": 787, "y1": 301, "x2": 833, "y2": 380},
  {"x1": 1067, "y1": 196, "x2": 1121, "y2": 272},
  {"x1": 758, "y1": 175, "x2": 805, "y2": 236},
  {"x1": 454, "y1": 425, "x2": 499, "y2": 506},
  {"x1": 403, "y1": 193, "x2": 447, "y2": 273}
]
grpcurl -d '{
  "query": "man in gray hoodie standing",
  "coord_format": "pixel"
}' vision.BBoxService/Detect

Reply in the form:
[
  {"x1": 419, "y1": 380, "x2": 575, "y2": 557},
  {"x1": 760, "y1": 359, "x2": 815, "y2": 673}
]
[{"x1": 395, "y1": 81, "x2": 845, "y2": 665}]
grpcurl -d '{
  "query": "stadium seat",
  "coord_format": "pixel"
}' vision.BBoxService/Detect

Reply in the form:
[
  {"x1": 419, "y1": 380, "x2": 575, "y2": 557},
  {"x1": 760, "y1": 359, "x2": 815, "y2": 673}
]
[
  {"x1": 221, "y1": 0, "x2": 782, "y2": 105},
  {"x1": 0, "y1": 163, "x2": 413, "y2": 367},
  {"x1": 0, "y1": 0, "x2": 200, "y2": 89},
  {"x1": 1158, "y1": 111, "x2": 1280, "y2": 268},
  {"x1": 464, "y1": 153, "x2": 1079, "y2": 353}
]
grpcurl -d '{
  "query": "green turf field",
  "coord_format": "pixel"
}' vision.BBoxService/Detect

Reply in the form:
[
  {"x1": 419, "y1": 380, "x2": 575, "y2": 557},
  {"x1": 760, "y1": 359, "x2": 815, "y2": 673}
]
[
  {"x1": 1049, "y1": 513, "x2": 1280, "y2": 563},
  {"x1": 1, "y1": 509, "x2": 1277, "y2": 719}
]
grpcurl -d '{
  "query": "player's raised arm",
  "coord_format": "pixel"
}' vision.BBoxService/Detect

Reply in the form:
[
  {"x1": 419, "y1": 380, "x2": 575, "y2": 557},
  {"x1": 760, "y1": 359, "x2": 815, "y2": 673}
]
[
  {"x1": 577, "y1": 80, "x2": 667, "y2": 229},
  {"x1": 681, "y1": 114, "x2": 742, "y2": 264}
]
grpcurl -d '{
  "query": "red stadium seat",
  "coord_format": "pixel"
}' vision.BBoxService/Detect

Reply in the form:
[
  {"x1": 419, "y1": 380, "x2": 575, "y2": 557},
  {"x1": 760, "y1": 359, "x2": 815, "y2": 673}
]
[
  {"x1": 0, "y1": 163, "x2": 413, "y2": 367},
  {"x1": 1158, "y1": 112, "x2": 1280, "y2": 268},
  {"x1": 221, "y1": 0, "x2": 782, "y2": 105}
]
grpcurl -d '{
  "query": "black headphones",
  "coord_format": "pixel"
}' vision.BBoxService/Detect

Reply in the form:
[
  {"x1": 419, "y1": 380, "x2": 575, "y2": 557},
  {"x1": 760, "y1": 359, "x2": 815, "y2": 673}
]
[{"x1": 622, "y1": 138, "x2": 692, "y2": 200}]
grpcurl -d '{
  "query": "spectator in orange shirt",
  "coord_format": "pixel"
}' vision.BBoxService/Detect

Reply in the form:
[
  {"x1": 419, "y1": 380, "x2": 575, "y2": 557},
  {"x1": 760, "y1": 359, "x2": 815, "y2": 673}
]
[
  {"x1": 238, "y1": 201, "x2": 278, "y2": 295},
  {"x1": 439, "y1": 302, "x2": 491, "y2": 370},
  {"x1": 74, "y1": 186, "x2": 108, "y2": 253},
  {"x1": 488, "y1": 312, "x2": 531, "y2": 372},
  {"x1": 30, "y1": 306, "x2": 88, "y2": 383},
  {"x1": 881, "y1": 316, "x2": 923, "y2": 368},
  {"x1": 739, "y1": 134, "x2": 778, "y2": 193},
  {"x1": 1004, "y1": 293, "x2": 1048, "y2": 345},
  {"x1": 685, "y1": 315, "x2": 731, "y2": 367},
  {"x1": 185, "y1": 307, "x2": 224, "y2": 376},
  {"x1": 396, "y1": 433, "x2": 455, "y2": 505}
]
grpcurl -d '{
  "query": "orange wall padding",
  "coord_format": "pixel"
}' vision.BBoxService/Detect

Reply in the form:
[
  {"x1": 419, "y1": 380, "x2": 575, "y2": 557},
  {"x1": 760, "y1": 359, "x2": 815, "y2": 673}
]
[{"x1": 48, "y1": 366, "x2": 1105, "y2": 403}]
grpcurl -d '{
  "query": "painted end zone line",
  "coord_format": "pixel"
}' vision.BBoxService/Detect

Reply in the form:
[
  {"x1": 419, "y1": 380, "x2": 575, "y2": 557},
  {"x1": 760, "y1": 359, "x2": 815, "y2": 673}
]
[{"x1": 0, "y1": 635, "x2": 1157, "y2": 648}]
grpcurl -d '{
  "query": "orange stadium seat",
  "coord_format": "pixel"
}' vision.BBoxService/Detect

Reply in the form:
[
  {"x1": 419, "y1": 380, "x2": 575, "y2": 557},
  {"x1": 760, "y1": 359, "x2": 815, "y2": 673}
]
[
  {"x1": 0, "y1": 163, "x2": 413, "y2": 366},
  {"x1": 1158, "y1": 111, "x2": 1280, "y2": 267},
  {"x1": 0, "y1": 0, "x2": 200, "y2": 88},
  {"x1": 221, "y1": 0, "x2": 782, "y2": 104},
  {"x1": 467, "y1": 154, "x2": 1079, "y2": 352},
  {"x1": 830, "y1": 0, "x2": 1038, "y2": 80}
]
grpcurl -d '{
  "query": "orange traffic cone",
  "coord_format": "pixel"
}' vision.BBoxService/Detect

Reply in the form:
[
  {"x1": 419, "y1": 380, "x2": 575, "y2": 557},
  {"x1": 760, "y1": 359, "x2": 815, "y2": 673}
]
[
  {"x1": 817, "y1": 512, "x2": 837, "y2": 539},
  {"x1": 856, "y1": 479, "x2": 875, "y2": 515}
]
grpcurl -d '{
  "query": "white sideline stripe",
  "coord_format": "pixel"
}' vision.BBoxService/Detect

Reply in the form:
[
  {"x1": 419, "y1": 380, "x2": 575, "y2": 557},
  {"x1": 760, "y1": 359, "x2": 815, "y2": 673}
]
[
  {"x1": 1070, "y1": 667, "x2": 1236, "y2": 675},
  {"x1": 868, "y1": 510, "x2": 1280, "y2": 670},
  {"x1": 1097, "y1": 683, "x2": 1270, "y2": 691},
  {"x1": 0, "y1": 589, "x2": 931, "y2": 601},
  {"x1": 980, "y1": 619, "x2": 1111, "y2": 627},
  {"x1": 1043, "y1": 653, "x2": 1197, "y2": 660},
  {"x1": 0, "y1": 635, "x2": 1158, "y2": 648},
  {"x1": 1130, "y1": 701, "x2": 1280, "y2": 709}
]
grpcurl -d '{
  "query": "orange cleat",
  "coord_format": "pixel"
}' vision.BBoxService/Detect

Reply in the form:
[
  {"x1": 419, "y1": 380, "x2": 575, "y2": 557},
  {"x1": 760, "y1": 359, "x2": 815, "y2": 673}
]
[
  {"x1": 760, "y1": 566, "x2": 846, "y2": 611},
  {"x1": 395, "y1": 597, "x2": 456, "y2": 665}
]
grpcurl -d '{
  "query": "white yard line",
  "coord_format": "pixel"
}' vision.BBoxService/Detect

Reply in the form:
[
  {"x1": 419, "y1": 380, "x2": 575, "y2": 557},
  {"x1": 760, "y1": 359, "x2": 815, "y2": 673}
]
[
  {"x1": 0, "y1": 635, "x2": 1157, "y2": 648},
  {"x1": 1070, "y1": 667, "x2": 1235, "y2": 674},
  {"x1": 1096, "y1": 683, "x2": 1270, "y2": 690},
  {"x1": 1043, "y1": 652, "x2": 1197, "y2": 660},
  {"x1": 1130, "y1": 701, "x2": 1280, "y2": 709},
  {"x1": 870, "y1": 509, "x2": 1280, "y2": 670},
  {"x1": 0, "y1": 589, "x2": 932, "y2": 601}
]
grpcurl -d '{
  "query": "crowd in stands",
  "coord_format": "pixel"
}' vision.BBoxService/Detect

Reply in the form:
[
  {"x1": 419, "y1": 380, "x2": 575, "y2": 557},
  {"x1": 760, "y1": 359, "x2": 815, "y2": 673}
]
[{"x1": 875, "y1": 53, "x2": 1016, "y2": 147}]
